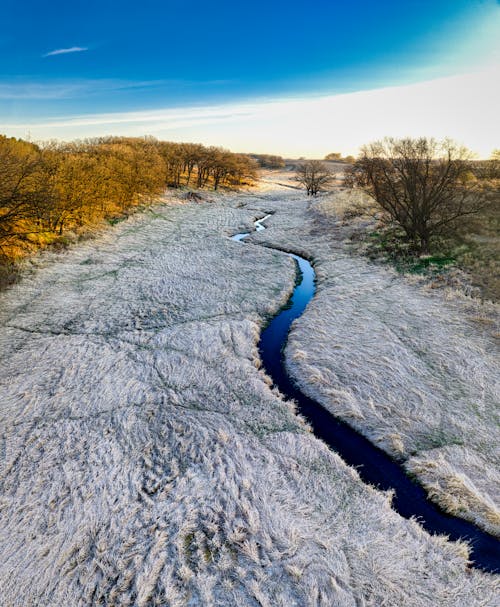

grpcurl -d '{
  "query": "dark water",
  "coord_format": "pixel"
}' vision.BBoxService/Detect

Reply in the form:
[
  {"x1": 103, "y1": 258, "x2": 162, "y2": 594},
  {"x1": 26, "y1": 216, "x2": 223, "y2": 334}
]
[{"x1": 232, "y1": 215, "x2": 500, "y2": 574}]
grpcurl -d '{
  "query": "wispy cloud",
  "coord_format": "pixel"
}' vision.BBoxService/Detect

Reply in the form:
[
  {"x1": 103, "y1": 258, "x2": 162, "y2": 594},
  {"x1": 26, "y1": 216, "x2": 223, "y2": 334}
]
[
  {"x1": 2, "y1": 66, "x2": 498, "y2": 158},
  {"x1": 0, "y1": 82, "x2": 92, "y2": 100},
  {"x1": 43, "y1": 46, "x2": 88, "y2": 58},
  {"x1": 0, "y1": 78, "x2": 232, "y2": 100}
]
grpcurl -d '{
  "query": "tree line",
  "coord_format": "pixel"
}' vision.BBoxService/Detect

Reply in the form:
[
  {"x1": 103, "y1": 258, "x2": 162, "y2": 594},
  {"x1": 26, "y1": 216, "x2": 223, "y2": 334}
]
[
  {"x1": 324, "y1": 152, "x2": 356, "y2": 164},
  {"x1": 0, "y1": 135, "x2": 257, "y2": 264},
  {"x1": 246, "y1": 154, "x2": 285, "y2": 169}
]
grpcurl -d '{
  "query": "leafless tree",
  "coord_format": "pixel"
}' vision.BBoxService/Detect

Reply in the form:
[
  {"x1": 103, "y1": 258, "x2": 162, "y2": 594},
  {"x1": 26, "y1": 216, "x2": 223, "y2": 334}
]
[
  {"x1": 344, "y1": 137, "x2": 487, "y2": 253},
  {"x1": 295, "y1": 160, "x2": 334, "y2": 196}
]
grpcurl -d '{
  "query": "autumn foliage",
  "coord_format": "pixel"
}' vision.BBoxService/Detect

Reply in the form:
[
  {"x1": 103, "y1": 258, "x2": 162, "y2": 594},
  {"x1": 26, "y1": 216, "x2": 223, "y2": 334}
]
[{"x1": 0, "y1": 135, "x2": 257, "y2": 266}]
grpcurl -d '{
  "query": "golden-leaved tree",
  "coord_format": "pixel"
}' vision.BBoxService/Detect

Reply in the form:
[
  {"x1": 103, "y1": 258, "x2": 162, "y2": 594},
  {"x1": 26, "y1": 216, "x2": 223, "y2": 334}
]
[{"x1": 0, "y1": 135, "x2": 258, "y2": 271}]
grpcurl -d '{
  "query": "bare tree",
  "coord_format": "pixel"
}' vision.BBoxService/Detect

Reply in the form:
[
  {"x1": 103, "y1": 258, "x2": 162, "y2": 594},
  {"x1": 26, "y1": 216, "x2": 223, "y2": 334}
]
[
  {"x1": 344, "y1": 137, "x2": 487, "y2": 253},
  {"x1": 295, "y1": 160, "x2": 333, "y2": 196}
]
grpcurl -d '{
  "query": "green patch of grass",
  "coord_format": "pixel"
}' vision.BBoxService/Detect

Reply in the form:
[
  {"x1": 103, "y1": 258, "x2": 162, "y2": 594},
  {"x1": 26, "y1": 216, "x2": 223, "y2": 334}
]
[
  {"x1": 404, "y1": 254, "x2": 457, "y2": 275},
  {"x1": 183, "y1": 532, "x2": 196, "y2": 562},
  {"x1": 364, "y1": 192, "x2": 500, "y2": 301},
  {"x1": 366, "y1": 230, "x2": 457, "y2": 271},
  {"x1": 412, "y1": 428, "x2": 467, "y2": 454},
  {"x1": 107, "y1": 215, "x2": 129, "y2": 226}
]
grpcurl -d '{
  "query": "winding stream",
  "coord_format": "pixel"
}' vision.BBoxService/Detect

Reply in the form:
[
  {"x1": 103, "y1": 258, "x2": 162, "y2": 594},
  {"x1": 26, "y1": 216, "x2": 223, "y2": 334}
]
[{"x1": 232, "y1": 213, "x2": 500, "y2": 574}]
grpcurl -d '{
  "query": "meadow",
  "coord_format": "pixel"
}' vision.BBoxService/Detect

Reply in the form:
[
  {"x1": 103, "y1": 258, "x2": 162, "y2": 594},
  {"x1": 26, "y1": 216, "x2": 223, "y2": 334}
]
[{"x1": 1, "y1": 183, "x2": 498, "y2": 605}]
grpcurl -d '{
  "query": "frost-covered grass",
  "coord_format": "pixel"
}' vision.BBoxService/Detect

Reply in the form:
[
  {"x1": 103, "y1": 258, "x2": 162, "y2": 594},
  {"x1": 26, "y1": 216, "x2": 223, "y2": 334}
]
[
  {"x1": 252, "y1": 173, "x2": 499, "y2": 539},
  {"x1": 0, "y1": 187, "x2": 498, "y2": 605}
]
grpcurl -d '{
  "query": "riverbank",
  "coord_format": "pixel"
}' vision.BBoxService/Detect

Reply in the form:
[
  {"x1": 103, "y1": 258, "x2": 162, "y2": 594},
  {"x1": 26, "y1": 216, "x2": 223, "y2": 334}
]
[
  {"x1": 250, "y1": 172, "x2": 499, "y2": 540},
  {"x1": 242, "y1": 215, "x2": 498, "y2": 570},
  {"x1": 0, "y1": 186, "x2": 498, "y2": 605}
]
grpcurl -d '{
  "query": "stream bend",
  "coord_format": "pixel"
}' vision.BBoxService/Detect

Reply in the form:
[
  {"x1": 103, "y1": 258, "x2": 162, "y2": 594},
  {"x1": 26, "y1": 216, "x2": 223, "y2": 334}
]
[{"x1": 232, "y1": 213, "x2": 500, "y2": 574}]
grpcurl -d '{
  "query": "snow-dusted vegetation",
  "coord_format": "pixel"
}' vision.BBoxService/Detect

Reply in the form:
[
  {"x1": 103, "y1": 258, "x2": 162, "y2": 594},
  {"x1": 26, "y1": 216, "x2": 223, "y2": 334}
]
[
  {"x1": 0, "y1": 185, "x2": 498, "y2": 605},
  {"x1": 255, "y1": 174, "x2": 499, "y2": 539}
]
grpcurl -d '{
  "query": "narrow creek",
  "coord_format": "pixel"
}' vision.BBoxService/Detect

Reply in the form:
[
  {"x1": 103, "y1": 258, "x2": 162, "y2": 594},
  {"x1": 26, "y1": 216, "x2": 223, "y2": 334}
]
[{"x1": 232, "y1": 213, "x2": 500, "y2": 574}]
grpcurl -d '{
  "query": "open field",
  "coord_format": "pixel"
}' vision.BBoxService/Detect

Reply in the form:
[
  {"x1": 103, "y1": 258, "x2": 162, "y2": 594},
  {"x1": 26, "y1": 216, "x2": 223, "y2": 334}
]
[{"x1": 0, "y1": 182, "x2": 498, "y2": 605}]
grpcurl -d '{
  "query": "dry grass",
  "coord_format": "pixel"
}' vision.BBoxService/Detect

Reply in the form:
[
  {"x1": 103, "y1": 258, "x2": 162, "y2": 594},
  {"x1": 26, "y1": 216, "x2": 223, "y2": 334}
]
[
  {"x1": 316, "y1": 180, "x2": 500, "y2": 304},
  {"x1": 0, "y1": 186, "x2": 498, "y2": 605},
  {"x1": 454, "y1": 191, "x2": 500, "y2": 302},
  {"x1": 314, "y1": 187, "x2": 375, "y2": 222},
  {"x1": 251, "y1": 174, "x2": 499, "y2": 539},
  {"x1": 406, "y1": 447, "x2": 500, "y2": 537}
]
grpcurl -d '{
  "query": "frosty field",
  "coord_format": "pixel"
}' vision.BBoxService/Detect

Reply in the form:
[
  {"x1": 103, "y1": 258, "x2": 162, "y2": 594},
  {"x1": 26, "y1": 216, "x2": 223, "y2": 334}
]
[
  {"x1": 0, "y1": 183, "x2": 498, "y2": 606},
  {"x1": 261, "y1": 180, "x2": 500, "y2": 540}
]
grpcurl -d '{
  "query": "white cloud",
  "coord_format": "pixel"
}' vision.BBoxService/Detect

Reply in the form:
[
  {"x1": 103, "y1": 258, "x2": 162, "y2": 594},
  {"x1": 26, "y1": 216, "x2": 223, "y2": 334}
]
[
  {"x1": 43, "y1": 46, "x2": 88, "y2": 57},
  {"x1": 3, "y1": 65, "x2": 499, "y2": 158}
]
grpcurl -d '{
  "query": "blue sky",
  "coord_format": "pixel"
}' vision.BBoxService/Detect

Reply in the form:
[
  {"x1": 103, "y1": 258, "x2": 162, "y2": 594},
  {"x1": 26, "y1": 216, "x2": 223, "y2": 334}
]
[{"x1": 1, "y1": 0, "x2": 499, "y2": 155}]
